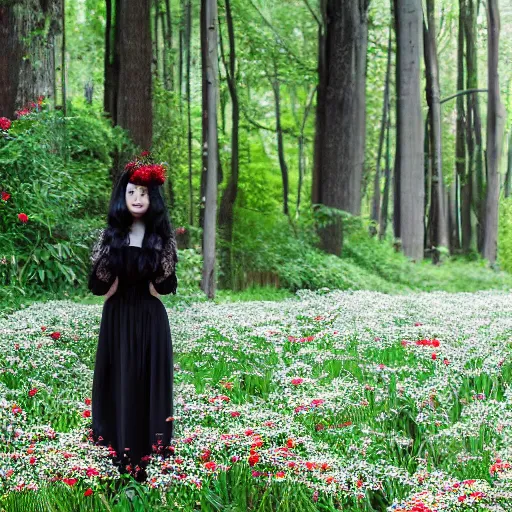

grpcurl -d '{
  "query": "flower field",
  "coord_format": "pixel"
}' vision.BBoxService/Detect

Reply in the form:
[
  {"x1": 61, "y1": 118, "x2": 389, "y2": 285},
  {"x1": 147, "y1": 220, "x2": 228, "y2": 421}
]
[{"x1": 2, "y1": 289, "x2": 512, "y2": 511}]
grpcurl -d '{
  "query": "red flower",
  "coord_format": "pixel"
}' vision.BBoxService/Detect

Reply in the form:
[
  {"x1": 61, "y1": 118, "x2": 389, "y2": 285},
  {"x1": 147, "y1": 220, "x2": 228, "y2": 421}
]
[
  {"x1": 443, "y1": 358, "x2": 449, "y2": 365},
  {"x1": 140, "y1": 150, "x2": 151, "y2": 157},
  {"x1": 82, "y1": 410, "x2": 91, "y2": 418},
  {"x1": 291, "y1": 378, "x2": 304, "y2": 385},
  {"x1": 248, "y1": 453, "x2": 260, "y2": 466},
  {"x1": 431, "y1": 353, "x2": 437, "y2": 360},
  {"x1": 230, "y1": 411, "x2": 240, "y2": 417},
  {"x1": 86, "y1": 467, "x2": 99, "y2": 477},
  {"x1": 50, "y1": 332, "x2": 61, "y2": 340},
  {"x1": 84, "y1": 488, "x2": 93, "y2": 496},
  {"x1": 204, "y1": 461, "x2": 217, "y2": 470},
  {"x1": 63, "y1": 478, "x2": 78, "y2": 486},
  {"x1": 29, "y1": 457, "x2": 36, "y2": 464},
  {"x1": 84, "y1": 398, "x2": 92, "y2": 406},
  {"x1": 28, "y1": 388, "x2": 38, "y2": 397},
  {"x1": 17, "y1": 213, "x2": 28, "y2": 223},
  {"x1": 41, "y1": 326, "x2": 47, "y2": 332},
  {"x1": 0, "y1": 117, "x2": 11, "y2": 130},
  {"x1": 1, "y1": 191, "x2": 10, "y2": 201}
]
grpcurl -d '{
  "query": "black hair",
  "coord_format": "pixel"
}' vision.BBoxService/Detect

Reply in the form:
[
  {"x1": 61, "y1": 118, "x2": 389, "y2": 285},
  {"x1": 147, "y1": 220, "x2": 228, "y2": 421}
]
[{"x1": 102, "y1": 170, "x2": 174, "y2": 277}]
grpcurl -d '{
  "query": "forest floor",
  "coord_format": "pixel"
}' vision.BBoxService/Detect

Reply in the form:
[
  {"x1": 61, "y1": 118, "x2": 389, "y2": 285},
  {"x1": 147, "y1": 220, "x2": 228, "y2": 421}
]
[{"x1": 2, "y1": 288, "x2": 512, "y2": 511}]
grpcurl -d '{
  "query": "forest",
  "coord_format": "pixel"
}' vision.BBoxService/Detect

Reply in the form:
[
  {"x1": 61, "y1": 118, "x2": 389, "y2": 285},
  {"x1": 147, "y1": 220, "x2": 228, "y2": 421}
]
[{"x1": 3, "y1": 0, "x2": 512, "y2": 511}]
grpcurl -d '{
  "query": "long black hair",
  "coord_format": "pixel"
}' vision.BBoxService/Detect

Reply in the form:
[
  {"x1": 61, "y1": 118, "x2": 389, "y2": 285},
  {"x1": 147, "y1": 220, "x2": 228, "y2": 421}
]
[{"x1": 102, "y1": 170, "x2": 174, "y2": 277}]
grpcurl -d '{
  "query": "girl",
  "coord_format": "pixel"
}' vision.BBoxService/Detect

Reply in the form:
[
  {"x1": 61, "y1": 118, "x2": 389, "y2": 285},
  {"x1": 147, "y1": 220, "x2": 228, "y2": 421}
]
[{"x1": 87, "y1": 152, "x2": 178, "y2": 482}]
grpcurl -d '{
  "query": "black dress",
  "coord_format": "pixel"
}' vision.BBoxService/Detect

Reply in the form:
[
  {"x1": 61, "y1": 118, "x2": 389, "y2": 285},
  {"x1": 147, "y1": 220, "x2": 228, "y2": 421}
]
[{"x1": 87, "y1": 229, "x2": 178, "y2": 480}]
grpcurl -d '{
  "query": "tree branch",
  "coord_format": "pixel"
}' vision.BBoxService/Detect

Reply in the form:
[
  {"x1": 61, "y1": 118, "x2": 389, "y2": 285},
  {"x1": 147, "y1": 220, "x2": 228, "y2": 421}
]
[{"x1": 440, "y1": 88, "x2": 488, "y2": 104}]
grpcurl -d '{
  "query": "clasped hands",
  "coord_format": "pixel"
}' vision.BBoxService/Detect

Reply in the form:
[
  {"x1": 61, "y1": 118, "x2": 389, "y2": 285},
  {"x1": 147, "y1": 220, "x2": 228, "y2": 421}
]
[{"x1": 104, "y1": 277, "x2": 160, "y2": 300}]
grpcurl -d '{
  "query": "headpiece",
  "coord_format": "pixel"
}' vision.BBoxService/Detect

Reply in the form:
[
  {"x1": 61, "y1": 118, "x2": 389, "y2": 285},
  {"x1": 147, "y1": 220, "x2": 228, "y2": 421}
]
[{"x1": 124, "y1": 150, "x2": 167, "y2": 187}]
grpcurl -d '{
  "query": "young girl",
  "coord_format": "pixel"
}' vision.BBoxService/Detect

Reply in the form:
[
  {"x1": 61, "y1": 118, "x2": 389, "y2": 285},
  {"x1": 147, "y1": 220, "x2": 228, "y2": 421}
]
[{"x1": 87, "y1": 152, "x2": 178, "y2": 482}]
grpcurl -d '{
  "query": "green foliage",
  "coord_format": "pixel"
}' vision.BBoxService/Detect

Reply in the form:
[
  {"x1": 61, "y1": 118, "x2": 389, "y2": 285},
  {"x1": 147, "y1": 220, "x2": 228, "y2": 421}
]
[
  {"x1": 499, "y1": 196, "x2": 512, "y2": 273},
  {"x1": 0, "y1": 101, "x2": 131, "y2": 308},
  {"x1": 231, "y1": 206, "x2": 512, "y2": 294}
]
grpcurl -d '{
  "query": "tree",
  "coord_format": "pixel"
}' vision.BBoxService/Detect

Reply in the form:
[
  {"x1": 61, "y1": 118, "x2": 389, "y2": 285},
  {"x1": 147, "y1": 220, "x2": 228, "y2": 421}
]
[
  {"x1": 424, "y1": 0, "x2": 449, "y2": 262},
  {"x1": 313, "y1": 0, "x2": 370, "y2": 256},
  {"x1": 201, "y1": 0, "x2": 219, "y2": 298},
  {"x1": 0, "y1": 1, "x2": 61, "y2": 118},
  {"x1": 394, "y1": 0, "x2": 424, "y2": 260},
  {"x1": 218, "y1": 0, "x2": 240, "y2": 287},
  {"x1": 116, "y1": 0, "x2": 153, "y2": 153},
  {"x1": 482, "y1": 0, "x2": 505, "y2": 264}
]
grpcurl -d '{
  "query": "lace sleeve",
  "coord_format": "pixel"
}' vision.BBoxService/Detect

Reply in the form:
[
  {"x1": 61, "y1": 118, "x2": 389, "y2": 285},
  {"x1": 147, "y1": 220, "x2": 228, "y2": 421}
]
[
  {"x1": 151, "y1": 234, "x2": 178, "y2": 295},
  {"x1": 88, "y1": 229, "x2": 116, "y2": 295},
  {"x1": 154, "y1": 235, "x2": 178, "y2": 284}
]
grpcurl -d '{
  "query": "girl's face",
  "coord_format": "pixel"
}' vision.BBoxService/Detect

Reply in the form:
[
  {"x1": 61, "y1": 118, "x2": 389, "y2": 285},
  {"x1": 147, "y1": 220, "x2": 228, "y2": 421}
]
[{"x1": 125, "y1": 182, "x2": 149, "y2": 218}]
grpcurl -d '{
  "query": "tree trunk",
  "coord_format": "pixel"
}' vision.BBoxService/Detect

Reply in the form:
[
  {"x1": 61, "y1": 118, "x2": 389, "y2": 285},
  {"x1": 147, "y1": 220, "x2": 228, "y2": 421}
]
[
  {"x1": 61, "y1": 0, "x2": 66, "y2": 115},
  {"x1": 371, "y1": 25, "x2": 391, "y2": 236},
  {"x1": 0, "y1": 1, "x2": 61, "y2": 118},
  {"x1": 482, "y1": 0, "x2": 505, "y2": 263},
  {"x1": 270, "y1": 62, "x2": 289, "y2": 216},
  {"x1": 505, "y1": 131, "x2": 512, "y2": 198},
  {"x1": 424, "y1": 0, "x2": 449, "y2": 262},
  {"x1": 164, "y1": 0, "x2": 173, "y2": 90},
  {"x1": 379, "y1": 94, "x2": 392, "y2": 240},
  {"x1": 394, "y1": 0, "x2": 424, "y2": 260},
  {"x1": 116, "y1": 0, "x2": 152, "y2": 153},
  {"x1": 218, "y1": 0, "x2": 240, "y2": 288},
  {"x1": 313, "y1": 0, "x2": 370, "y2": 256},
  {"x1": 464, "y1": 0, "x2": 484, "y2": 253},
  {"x1": 457, "y1": 0, "x2": 470, "y2": 253},
  {"x1": 201, "y1": 0, "x2": 219, "y2": 299},
  {"x1": 185, "y1": 0, "x2": 193, "y2": 225}
]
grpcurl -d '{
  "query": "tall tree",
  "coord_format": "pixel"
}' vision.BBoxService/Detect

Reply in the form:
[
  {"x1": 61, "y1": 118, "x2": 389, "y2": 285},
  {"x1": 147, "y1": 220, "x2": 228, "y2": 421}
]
[
  {"x1": 116, "y1": 0, "x2": 153, "y2": 153},
  {"x1": 371, "y1": 25, "x2": 392, "y2": 237},
  {"x1": 457, "y1": 0, "x2": 469, "y2": 252},
  {"x1": 394, "y1": 0, "x2": 424, "y2": 260},
  {"x1": 0, "y1": 1, "x2": 61, "y2": 118},
  {"x1": 201, "y1": 0, "x2": 219, "y2": 299},
  {"x1": 482, "y1": 0, "x2": 505, "y2": 263},
  {"x1": 423, "y1": 0, "x2": 448, "y2": 262},
  {"x1": 464, "y1": 0, "x2": 484, "y2": 253},
  {"x1": 312, "y1": 0, "x2": 370, "y2": 256},
  {"x1": 218, "y1": 0, "x2": 240, "y2": 287}
]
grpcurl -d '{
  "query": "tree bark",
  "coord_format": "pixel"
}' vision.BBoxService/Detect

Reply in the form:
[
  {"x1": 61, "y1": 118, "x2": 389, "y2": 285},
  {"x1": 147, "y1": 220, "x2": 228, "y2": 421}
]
[
  {"x1": 218, "y1": 0, "x2": 240, "y2": 287},
  {"x1": 394, "y1": 0, "x2": 424, "y2": 260},
  {"x1": 457, "y1": 0, "x2": 470, "y2": 253},
  {"x1": 116, "y1": 0, "x2": 152, "y2": 152},
  {"x1": 0, "y1": 1, "x2": 61, "y2": 118},
  {"x1": 505, "y1": 131, "x2": 512, "y2": 199},
  {"x1": 482, "y1": 0, "x2": 505, "y2": 263},
  {"x1": 424, "y1": 0, "x2": 449, "y2": 262},
  {"x1": 270, "y1": 60, "x2": 289, "y2": 216},
  {"x1": 464, "y1": 0, "x2": 484, "y2": 253},
  {"x1": 371, "y1": 25, "x2": 391, "y2": 236},
  {"x1": 313, "y1": 0, "x2": 370, "y2": 256},
  {"x1": 201, "y1": 0, "x2": 219, "y2": 299}
]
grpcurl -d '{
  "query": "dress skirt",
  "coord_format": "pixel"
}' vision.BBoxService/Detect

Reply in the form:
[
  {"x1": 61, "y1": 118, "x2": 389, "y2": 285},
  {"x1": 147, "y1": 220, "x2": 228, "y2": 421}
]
[{"x1": 88, "y1": 245, "x2": 175, "y2": 478}]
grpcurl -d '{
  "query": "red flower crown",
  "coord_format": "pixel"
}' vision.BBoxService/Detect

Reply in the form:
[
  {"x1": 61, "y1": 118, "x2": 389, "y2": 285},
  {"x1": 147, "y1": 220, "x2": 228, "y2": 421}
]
[{"x1": 124, "y1": 151, "x2": 167, "y2": 186}]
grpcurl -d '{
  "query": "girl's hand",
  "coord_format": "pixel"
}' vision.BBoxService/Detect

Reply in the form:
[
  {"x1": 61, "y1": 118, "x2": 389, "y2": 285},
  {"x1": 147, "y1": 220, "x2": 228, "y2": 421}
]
[
  {"x1": 104, "y1": 276, "x2": 119, "y2": 300},
  {"x1": 149, "y1": 281, "x2": 160, "y2": 299}
]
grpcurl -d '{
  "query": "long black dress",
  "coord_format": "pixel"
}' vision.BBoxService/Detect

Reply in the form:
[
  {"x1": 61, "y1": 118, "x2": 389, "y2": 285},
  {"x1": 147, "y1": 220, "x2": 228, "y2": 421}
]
[{"x1": 87, "y1": 229, "x2": 178, "y2": 480}]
